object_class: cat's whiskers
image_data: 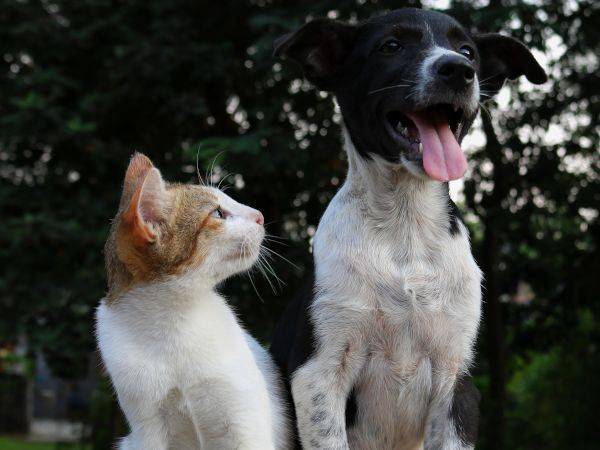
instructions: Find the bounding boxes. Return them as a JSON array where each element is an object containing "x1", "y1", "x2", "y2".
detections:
[
  {"x1": 260, "y1": 246, "x2": 300, "y2": 270},
  {"x1": 217, "y1": 172, "x2": 233, "y2": 190},
  {"x1": 256, "y1": 254, "x2": 279, "y2": 294},
  {"x1": 258, "y1": 248, "x2": 284, "y2": 287},
  {"x1": 204, "y1": 151, "x2": 225, "y2": 188},
  {"x1": 240, "y1": 234, "x2": 265, "y2": 302},
  {"x1": 264, "y1": 233, "x2": 289, "y2": 242},
  {"x1": 195, "y1": 148, "x2": 205, "y2": 186}
]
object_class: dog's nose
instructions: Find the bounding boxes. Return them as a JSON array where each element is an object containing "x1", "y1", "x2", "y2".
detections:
[{"x1": 435, "y1": 55, "x2": 475, "y2": 90}]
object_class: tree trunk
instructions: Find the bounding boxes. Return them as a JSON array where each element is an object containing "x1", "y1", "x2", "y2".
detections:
[
  {"x1": 480, "y1": 112, "x2": 507, "y2": 450},
  {"x1": 481, "y1": 218, "x2": 506, "y2": 450}
]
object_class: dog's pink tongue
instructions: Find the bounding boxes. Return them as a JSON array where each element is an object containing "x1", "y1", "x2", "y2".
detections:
[{"x1": 407, "y1": 112, "x2": 467, "y2": 181}]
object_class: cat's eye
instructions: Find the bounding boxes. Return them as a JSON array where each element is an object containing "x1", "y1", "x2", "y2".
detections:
[
  {"x1": 211, "y1": 207, "x2": 223, "y2": 219},
  {"x1": 458, "y1": 45, "x2": 475, "y2": 60},
  {"x1": 379, "y1": 39, "x2": 403, "y2": 54}
]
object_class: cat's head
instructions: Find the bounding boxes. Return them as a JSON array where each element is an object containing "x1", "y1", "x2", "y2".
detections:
[{"x1": 105, "y1": 153, "x2": 264, "y2": 299}]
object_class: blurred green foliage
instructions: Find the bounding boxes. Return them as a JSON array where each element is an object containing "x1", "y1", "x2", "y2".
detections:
[
  {"x1": 0, "y1": 0, "x2": 598, "y2": 449},
  {"x1": 0, "y1": 437, "x2": 83, "y2": 450}
]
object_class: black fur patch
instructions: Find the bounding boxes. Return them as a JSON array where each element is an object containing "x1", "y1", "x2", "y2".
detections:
[
  {"x1": 450, "y1": 375, "x2": 481, "y2": 446},
  {"x1": 270, "y1": 264, "x2": 317, "y2": 448},
  {"x1": 345, "y1": 388, "x2": 358, "y2": 429},
  {"x1": 444, "y1": 182, "x2": 463, "y2": 236},
  {"x1": 312, "y1": 392, "x2": 326, "y2": 406},
  {"x1": 448, "y1": 198, "x2": 462, "y2": 236},
  {"x1": 311, "y1": 410, "x2": 327, "y2": 423},
  {"x1": 271, "y1": 266, "x2": 317, "y2": 376}
]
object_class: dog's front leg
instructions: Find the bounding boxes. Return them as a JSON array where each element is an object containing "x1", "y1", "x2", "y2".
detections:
[
  {"x1": 425, "y1": 375, "x2": 480, "y2": 450},
  {"x1": 292, "y1": 339, "x2": 365, "y2": 450}
]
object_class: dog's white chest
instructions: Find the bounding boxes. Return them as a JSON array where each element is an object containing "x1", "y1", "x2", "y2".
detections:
[{"x1": 309, "y1": 174, "x2": 482, "y2": 449}]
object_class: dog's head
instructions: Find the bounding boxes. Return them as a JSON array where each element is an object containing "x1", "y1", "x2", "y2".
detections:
[{"x1": 275, "y1": 8, "x2": 547, "y2": 181}]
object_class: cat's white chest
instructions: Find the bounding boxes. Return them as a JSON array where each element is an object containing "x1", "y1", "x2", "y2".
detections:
[
  {"x1": 97, "y1": 294, "x2": 241, "y2": 375},
  {"x1": 96, "y1": 285, "x2": 283, "y2": 449}
]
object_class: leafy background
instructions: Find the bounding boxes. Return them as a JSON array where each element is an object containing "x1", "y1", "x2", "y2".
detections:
[{"x1": 0, "y1": 0, "x2": 598, "y2": 449}]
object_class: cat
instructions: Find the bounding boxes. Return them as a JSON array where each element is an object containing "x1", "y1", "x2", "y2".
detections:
[{"x1": 96, "y1": 152, "x2": 291, "y2": 450}]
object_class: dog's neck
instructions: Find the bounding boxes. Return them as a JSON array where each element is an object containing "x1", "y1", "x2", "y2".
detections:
[{"x1": 342, "y1": 128, "x2": 452, "y2": 236}]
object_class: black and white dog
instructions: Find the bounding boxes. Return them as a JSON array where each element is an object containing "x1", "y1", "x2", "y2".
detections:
[{"x1": 271, "y1": 8, "x2": 546, "y2": 450}]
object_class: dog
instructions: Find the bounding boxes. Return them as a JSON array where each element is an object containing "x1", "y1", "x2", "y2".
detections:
[{"x1": 270, "y1": 8, "x2": 546, "y2": 450}]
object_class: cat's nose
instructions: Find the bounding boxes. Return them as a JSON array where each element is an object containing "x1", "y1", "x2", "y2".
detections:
[{"x1": 251, "y1": 210, "x2": 264, "y2": 226}]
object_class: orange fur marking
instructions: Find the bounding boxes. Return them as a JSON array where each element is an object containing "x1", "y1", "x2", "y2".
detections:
[
  {"x1": 121, "y1": 184, "x2": 157, "y2": 246},
  {"x1": 120, "y1": 153, "x2": 154, "y2": 210},
  {"x1": 105, "y1": 155, "x2": 224, "y2": 302}
]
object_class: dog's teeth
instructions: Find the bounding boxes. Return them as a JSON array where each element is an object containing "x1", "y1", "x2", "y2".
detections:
[
  {"x1": 397, "y1": 124, "x2": 408, "y2": 136},
  {"x1": 418, "y1": 142, "x2": 423, "y2": 153}
]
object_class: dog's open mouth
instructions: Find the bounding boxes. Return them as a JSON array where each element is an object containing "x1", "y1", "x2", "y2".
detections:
[{"x1": 386, "y1": 104, "x2": 468, "y2": 181}]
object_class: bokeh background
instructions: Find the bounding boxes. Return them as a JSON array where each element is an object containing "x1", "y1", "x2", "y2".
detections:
[{"x1": 1, "y1": 0, "x2": 598, "y2": 449}]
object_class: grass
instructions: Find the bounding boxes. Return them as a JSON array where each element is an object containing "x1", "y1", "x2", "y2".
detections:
[{"x1": 0, "y1": 437, "x2": 86, "y2": 450}]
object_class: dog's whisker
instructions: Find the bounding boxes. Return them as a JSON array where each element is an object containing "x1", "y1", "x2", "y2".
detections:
[
  {"x1": 478, "y1": 101, "x2": 493, "y2": 120},
  {"x1": 405, "y1": 89, "x2": 419, "y2": 100},
  {"x1": 368, "y1": 84, "x2": 411, "y2": 96},
  {"x1": 478, "y1": 72, "x2": 503, "y2": 84}
]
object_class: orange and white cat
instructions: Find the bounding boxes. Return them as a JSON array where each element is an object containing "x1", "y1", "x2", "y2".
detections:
[{"x1": 96, "y1": 153, "x2": 291, "y2": 450}]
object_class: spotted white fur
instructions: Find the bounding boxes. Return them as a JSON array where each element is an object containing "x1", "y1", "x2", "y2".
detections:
[{"x1": 291, "y1": 132, "x2": 482, "y2": 450}]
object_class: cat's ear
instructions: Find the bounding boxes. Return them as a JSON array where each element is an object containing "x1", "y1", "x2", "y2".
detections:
[
  {"x1": 120, "y1": 153, "x2": 169, "y2": 245},
  {"x1": 120, "y1": 152, "x2": 154, "y2": 209}
]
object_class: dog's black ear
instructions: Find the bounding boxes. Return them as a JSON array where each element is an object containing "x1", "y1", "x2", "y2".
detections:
[
  {"x1": 273, "y1": 19, "x2": 358, "y2": 91},
  {"x1": 473, "y1": 33, "x2": 547, "y2": 98}
]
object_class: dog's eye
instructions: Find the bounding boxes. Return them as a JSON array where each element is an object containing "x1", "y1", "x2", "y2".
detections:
[
  {"x1": 211, "y1": 207, "x2": 224, "y2": 219},
  {"x1": 379, "y1": 39, "x2": 403, "y2": 54},
  {"x1": 458, "y1": 45, "x2": 475, "y2": 60}
]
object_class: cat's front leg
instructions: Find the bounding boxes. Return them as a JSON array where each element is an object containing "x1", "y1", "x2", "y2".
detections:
[
  {"x1": 106, "y1": 363, "x2": 172, "y2": 449},
  {"x1": 185, "y1": 377, "x2": 275, "y2": 449},
  {"x1": 292, "y1": 339, "x2": 366, "y2": 450},
  {"x1": 119, "y1": 407, "x2": 169, "y2": 450}
]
